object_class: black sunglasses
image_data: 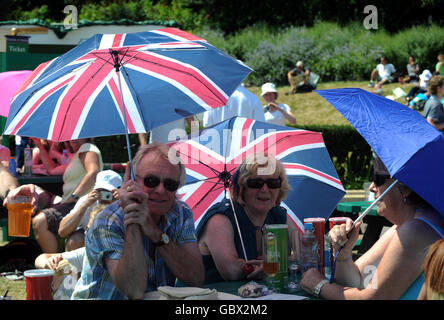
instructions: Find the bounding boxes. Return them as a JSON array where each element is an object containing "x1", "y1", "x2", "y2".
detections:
[
  {"x1": 137, "y1": 175, "x2": 180, "y2": 192},
  {"x1": 372, "y1": 174, "x2": 391, "y2": 187},
  {"x1": 246, "y1": 177, "x2": 282, "y2": 189}
]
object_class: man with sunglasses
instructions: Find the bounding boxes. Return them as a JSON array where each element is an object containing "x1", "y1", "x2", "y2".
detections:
[
  {"x1": 195, "y1": 153, "x2": 300, "y2": 284},
  {"x1": 72, "y1": 143, "x2": 204, "y2": 300}
]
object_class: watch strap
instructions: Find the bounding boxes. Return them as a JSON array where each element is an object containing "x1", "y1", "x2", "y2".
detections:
[
  {"x1": 152, "y1": 232, "x2": 169, "y2": 247},
  {"x1": 313, "y1": 279, "x2": 329, "y2": 297},
  {"x1": 71, "y1": 193, "x2": 80, "y2": 200}
]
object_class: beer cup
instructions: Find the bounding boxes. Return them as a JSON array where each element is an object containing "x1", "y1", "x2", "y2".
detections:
[
  {"x1": 24, "y1": 269, "x2": 54, "y2": 300},
  {"x1": 304, "y1": 218, "x2": 325, "y2": 274},
  {"x1": 7, "y1": 196, "x2": 33, "y2": 237}
]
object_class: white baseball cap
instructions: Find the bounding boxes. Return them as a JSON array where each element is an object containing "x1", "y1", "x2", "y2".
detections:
[
  {"x1": 420, "y1": 69, "x2": 432, "y2": 81},
  {"x1": 93, "y1": 170, "x2": 123, "y2": 191},
  {"x1": 296, "y1": 61, "x2": 304, "y2": 67},
  {"x1": 261, "y1": 82, "x2": 278, "y2": 97}
]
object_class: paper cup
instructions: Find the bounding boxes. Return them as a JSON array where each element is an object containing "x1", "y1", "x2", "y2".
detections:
[
  {"x1": 304, "y1": 218, "x2": 325, "y2": 274},
  {"x1": 328, "y1": 217, "x2": 348, "y2": 230},
  {"x1": 7, "y1": 196, "x2": 33, "y2": 237},
  {"x1": 24, "y1": 269, "x2": 54, "y2": 300},
  {"x1": 328, "y1": 217, "x2": 348, "y2": 267}
]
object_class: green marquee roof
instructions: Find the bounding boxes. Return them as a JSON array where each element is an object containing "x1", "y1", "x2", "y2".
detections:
[{"x1": 0, "y1": 19, "x2": 181, "y2": 39}]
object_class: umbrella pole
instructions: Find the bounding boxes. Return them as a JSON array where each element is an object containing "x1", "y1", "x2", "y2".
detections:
[
  {"x1": 352, "y1": 179, "x2": 398, "y2": 227},
  {"x1": 227, "y1": 189, "x2": 249, "y2": 262},
  {"x1": 116, "y1": 69, "x2": 135, "y2": 180}
]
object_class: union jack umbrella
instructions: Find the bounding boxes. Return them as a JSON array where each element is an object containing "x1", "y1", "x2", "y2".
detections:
[
  {"x1": 3, "y1": 28, "x2": 251, "y2": 175},
  {"x1": 169, "y1": 116, "x2": 346, "y2": 232}
]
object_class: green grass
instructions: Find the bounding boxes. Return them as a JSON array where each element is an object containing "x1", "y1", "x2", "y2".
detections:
[
  {"x1": 246, "y1": 80, "x2": 417, "y2": 126},
  {"x1": 0, "y1": 276, "x2": 26, "y2": 300}
]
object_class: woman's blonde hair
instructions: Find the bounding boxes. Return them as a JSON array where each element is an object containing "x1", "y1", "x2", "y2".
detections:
[
  {"x1": 230, "y1": 153, "x2": 289, "y2": 206},
  {"x1": 423, "y1": 239, "x2": 444, "y2": 294}
]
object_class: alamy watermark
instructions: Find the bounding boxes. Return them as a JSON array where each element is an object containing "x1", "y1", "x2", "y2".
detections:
[
  {"x1": 363, "y1": 5, "x2": 378, "y2": 30},
  {"x1": 63, "y1": 5, "x2": 78, "y2": 30},
  {"x1": 363, "y1": 264, "x2": 378, "y2": 289},
  {"x1": 166, "y1": 121, "x2": 278, "y2": 176}
]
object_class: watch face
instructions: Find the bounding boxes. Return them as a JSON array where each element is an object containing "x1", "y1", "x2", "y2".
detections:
[{"x1": 161, "y1": 233, "x2": 170, "y2": 244}]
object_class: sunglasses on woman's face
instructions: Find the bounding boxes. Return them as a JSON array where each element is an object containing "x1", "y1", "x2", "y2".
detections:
[
  {"x1": 246, "y1": 177, "x2": 282, "y2": 189},
  {"x1": 137, "y1": 175, "x2": 180, "y2": 192},
  {"x1": 372, "y1": 174, "x2": 391, "y2": 187}
]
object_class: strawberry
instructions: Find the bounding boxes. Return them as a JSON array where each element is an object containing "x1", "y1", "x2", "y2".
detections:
[{"x1": 242, "y1": 264, "x2": 254, "y2": 276}]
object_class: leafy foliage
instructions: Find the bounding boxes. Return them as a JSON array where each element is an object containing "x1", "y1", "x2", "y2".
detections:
[{"x1": 205, "y1": 22, "x2": 444, "y2": 86}]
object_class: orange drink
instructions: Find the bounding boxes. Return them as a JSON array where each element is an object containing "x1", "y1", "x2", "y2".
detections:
[
  {"x1": 8, "y1": 196, "x2": 33, "y2": 237},
  {"x1": 263, "y1": 262, "x2": 279, "y2": 276}
]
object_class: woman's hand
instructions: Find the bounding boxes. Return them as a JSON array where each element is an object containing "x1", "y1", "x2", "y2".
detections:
[
  {"x1": 266, "y1": 102, "x2": 281, "y2": 112},
  {"x1": 243, "y1": 260, "x2": 266, "y2": 280},
  {"x1": 3, "y1": 184, "x2": 39, "y2": 209},
  {"x1": 84, "y1": 189, "x2": 99, "y2": 207},
  {"x1": 328, "y1": 218, "x2": 361, "y2": 258},
  {"x1": 46, "y1": 254, "x2": 63, "y2": 271}
]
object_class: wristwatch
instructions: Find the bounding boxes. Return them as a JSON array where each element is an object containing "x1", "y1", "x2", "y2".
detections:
[
  {"x1": 313, "y1": 279, "x2": 329, "y2": 298},
  {"x1": 71, "y1": 193, "x2": 80, "y2": 201},
  {"x1": 152, "y1": 232, "x2": 170, "y2": 247}
]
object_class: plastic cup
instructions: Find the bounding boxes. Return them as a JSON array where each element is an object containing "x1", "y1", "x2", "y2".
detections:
[
  {"x1": 7, "y1": 196, "x2": 33, "y2": 237},
  {"x1": 24, "y1": 269, "x2": 54, "y2": 300},
  {"x1": 328, "y1": 217, "x2": 348, "y2": 267},
  {"x1": 328, "y1": 217, "x2": 348, "y2": 230},
  {"x1": 304, "y1": 218, "x2": 325, "y2": 274}
]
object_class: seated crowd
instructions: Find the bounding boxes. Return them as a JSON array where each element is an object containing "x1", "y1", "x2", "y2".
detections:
[
  {"x1": 1, "y1": 54, "x2": 443, "y2": 301},
  {"x1": 1, "y1": 139, "x2": 443, "y2": 300}
]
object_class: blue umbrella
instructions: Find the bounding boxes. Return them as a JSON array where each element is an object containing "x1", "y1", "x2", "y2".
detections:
[{"x1": 316, "y1": 88, "x2": 444, "y2": 217}]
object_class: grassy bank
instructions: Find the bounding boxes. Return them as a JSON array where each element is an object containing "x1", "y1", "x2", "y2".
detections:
[{"x1": 245, "y1": 80, "x2": 416, "y2": 126}]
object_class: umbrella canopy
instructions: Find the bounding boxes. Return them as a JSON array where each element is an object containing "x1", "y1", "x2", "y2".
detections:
[
  {"x1": 316, "y1": 88, "x2": 444, "y2": 216},
  {"x1": 3, "y1": 27, "x2": 251, "y2": 141},
  {"x1": 169, "y1": 116, "x2": 345, "y2": 231},
  {"x1": 0, "y1": 70, "x2": 32, "y2": 117}
]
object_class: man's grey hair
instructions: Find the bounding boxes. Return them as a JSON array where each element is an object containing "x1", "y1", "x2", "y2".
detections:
[{"x1": 132, "y1": 142, "x2": 186, "y2": 189}]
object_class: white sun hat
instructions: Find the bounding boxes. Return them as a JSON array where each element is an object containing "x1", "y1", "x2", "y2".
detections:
[
  {"x1": 261, "y1": 82, "x2": 278, "y2": 97},
  {"x1": 93, "y1": 170, "x2": 123, "y2": 191}
]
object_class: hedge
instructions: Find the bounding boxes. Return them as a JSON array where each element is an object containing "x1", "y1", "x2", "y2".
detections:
[{"x1": 197, "y1": 22, "x2": 444, "y2": 86}]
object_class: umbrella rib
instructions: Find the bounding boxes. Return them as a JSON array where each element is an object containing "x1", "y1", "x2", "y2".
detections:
[
  {"x1": 183, "y1": 177, "x2": 224, "y2": 187},
  {"x1": 90, "y1": 52, "x2": 115, "y2": 67},
  {"x1": 175, "y1": 149, "x2": 222, "y2": 177},
  {"x1": 49, "y1": 55, "x2": 115, "y2": 140},
  {"x1": 120, "y1": 54, "x2": 226, "y2": 105},
  {"x1": 119, "y1": 65, "x2": 145, "y2": 125},
  {"x1": 191, "y1": 182, "x2": 225, "y2": 211}
]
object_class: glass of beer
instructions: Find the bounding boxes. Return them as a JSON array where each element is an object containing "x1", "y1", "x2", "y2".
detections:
[
  {"x1": 8, "y1": 196, "x2": 33, "y2": 237},
  {"x1": 263, "y1": 230, "x2": 279, "y2": 293}
]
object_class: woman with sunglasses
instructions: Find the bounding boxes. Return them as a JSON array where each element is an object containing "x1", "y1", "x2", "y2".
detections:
[
  {"x1": 195, "y1": 153, "x2": 300, "y2": 284},
  {"x1": 300, "y1": 157, "x2": 444, "y2": 300}
]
